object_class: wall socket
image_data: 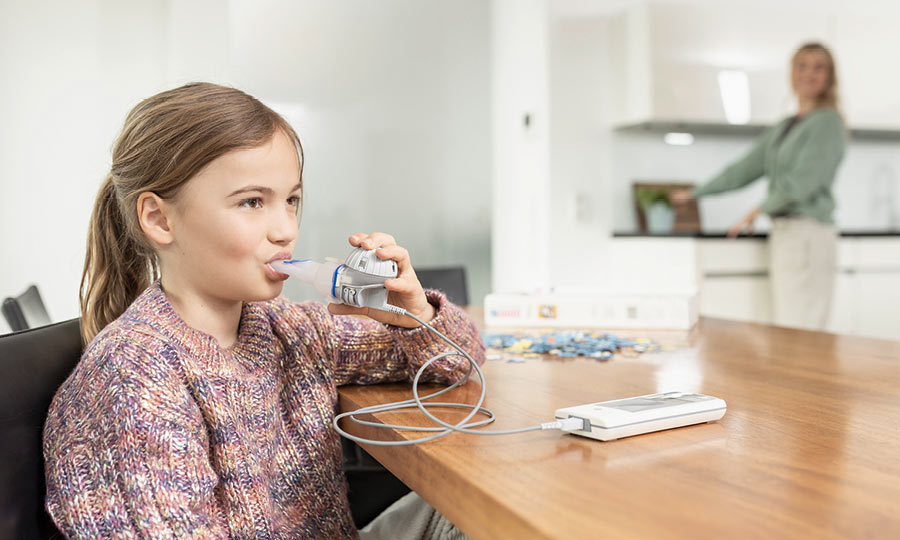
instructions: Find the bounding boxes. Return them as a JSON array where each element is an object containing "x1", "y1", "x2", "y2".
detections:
[{"x1": 575, "y1": 191, "x2": 592, "y2": 224}]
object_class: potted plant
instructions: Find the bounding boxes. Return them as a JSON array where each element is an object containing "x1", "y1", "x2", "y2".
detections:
[{"x1": 635, "y1": 187, "x2": 675, "y2": 233}]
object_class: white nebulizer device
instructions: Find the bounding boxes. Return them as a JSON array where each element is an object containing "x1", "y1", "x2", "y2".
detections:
[{"x1": 270, "y1": 247, "x2": 402, "y2": 314}]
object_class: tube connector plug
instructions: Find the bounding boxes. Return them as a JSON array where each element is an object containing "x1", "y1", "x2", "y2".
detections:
[{"x1": 541, "y1": 416, "x2": 587, "y2": 432}]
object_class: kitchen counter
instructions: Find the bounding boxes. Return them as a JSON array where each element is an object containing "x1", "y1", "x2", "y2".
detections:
[
  {"x1": 613, "y1": 230, "x2": 900, "y2": 238},
  {"x1": 606, "y1": 234, "x2": 900, "y2": 340}
]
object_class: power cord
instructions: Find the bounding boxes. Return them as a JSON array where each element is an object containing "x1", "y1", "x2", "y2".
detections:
[{"x1": 332, "y1": 305, "x2": 584, "y2": 446}]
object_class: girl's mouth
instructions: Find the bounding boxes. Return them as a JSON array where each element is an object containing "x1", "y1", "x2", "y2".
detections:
[{"x1": 264, "y1": 262, "x2": 290, "y2": 281}]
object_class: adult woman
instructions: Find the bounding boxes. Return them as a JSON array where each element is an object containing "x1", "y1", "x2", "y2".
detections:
[{"x1": 673, "y1": 42, "x2": 846, "y2": 330}]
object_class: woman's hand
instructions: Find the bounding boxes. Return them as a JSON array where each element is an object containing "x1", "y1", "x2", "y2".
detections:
[
  {"x1": 326, "y1": 232, "x2": 435, "y2": 328},
  {"x1": 727, "y1": 207, "x2": 760, "y2": 238}
]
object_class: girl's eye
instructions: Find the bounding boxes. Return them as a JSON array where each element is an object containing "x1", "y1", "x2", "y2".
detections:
[
  {"x1": 287, "y1": 195, "x2": 300, "y2": 207},
  {"x1": 240, "y1": 198, "x2": 262, "y2": 209}
]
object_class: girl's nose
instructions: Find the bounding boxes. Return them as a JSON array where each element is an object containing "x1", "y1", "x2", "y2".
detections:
[{"x1": 269, "y1": 209, "x2": 298, "y2": 245}]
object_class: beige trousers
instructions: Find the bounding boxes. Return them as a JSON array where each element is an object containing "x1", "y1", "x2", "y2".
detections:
[
  {"x1": 768, "y1": 216, "x2": 838, "y2": 330},
  {"x1": 359, "y1": 492, "x2": 469, "y2": 540}
]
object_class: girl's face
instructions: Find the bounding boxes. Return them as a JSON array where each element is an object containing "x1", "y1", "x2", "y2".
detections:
[
  {"x1": 791, "y1": 49, "x2": 831, "y2": 102},
  {"x1": 165, "y1": 130, "x2": 301, "y2": 306}
]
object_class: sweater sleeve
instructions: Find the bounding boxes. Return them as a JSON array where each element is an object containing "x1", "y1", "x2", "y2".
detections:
[
  {"x1": 759, "y1": 110, "x2": 846, "y2": 215},
  {"x1": 298, "y1": 290, "x2": 485, "y2": 387},
  {"x1": 693, "y1": 123, "x2": 777, "y2": 198},
  {"x1": 44, "y1": 340, "x2": 228, "y2": 539}
]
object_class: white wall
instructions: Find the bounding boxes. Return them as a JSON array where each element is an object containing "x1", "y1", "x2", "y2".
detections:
[
  {"x1": 491, "y1": 0, "x2": 552, "y2": 293},
  {"x1": 226, "y1": 1, "x2": 492, "y2": 305},
  {"x1": 548, "y1": 16, "x2": 614, "y2": 287},
  {"x1": 0, "y1": 0, "x2": 492, "y2": 323},
  {"x1": 0, "y1": 0, "x2": 169, "y2": 322}
]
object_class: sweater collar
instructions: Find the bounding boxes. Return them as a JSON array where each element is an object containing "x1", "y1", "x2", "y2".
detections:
[{"x1": 128, "y1": 282, "x2": 275, "y2": 371}]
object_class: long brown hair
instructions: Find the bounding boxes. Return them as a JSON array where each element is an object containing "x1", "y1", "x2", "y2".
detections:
[
  {"x1": 80, "y1": 82, "x2": 303, "y2": 344},
  {"x1": 792, "y1": 42, "x2": 840, "y2": 110}
]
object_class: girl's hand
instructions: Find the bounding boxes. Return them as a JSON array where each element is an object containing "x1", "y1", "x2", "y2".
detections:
[
  {"x1": 727, "y1": 207, "x2": 760, "y2": 238},
  {"x1": 326, "y1": 232, "x2": 435, "y2": 328}
]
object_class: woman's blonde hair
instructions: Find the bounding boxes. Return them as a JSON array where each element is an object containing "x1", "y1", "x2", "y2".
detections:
[
  {"x1": 792, "y1": 42, "x2": 840, "y2": 110},
  {"x1": 80, "y1": 82, "x2": 303, "y2": 344}
]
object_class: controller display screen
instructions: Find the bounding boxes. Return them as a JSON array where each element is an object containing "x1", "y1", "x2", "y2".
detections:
[{"x1": 603, "y1": 394, "x2": 706, "y2": 413}]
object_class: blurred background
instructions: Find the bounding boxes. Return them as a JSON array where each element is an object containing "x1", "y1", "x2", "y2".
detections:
[
  {"x1": 0, "y1": 0, "x2": 493, "y2": 316},
  {"x1": 3, "y1": 0, "x2": 899, "y2": 338}
]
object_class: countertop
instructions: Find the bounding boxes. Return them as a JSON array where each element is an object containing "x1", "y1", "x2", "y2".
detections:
[{"x1": 613, "y1": 230, "x2": 900, "y2": 238}]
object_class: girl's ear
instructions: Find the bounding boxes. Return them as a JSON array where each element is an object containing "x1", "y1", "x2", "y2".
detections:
[{"x1": 137, "y1": 192, "x2": 174, "y2": 246}]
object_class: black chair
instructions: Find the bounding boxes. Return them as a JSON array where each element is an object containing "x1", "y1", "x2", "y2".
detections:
[
  {"x1": 3, "y1": 285, "x2": 52, "y2": 332},
  {"x1": 343, "y1": 446, "x2": 410, "y2": 528},
  {"x1": 0, "y1": 318, "x2": 81, "y2": 540},
  {"x1": 0, "y1": 315, "x2": 396, "y2": 534},
  {"x1": 416, "y1": 266, "x2": 469, "y2": 306}
]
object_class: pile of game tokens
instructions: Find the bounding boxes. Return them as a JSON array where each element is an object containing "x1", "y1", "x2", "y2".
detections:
[{"x1": 483, "y1": 330, "x2": 660, "y2": 361}]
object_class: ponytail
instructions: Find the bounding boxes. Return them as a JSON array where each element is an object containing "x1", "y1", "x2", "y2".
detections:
[{"x1": 79, "y1": 174, "x2": 157, "y2": 345}]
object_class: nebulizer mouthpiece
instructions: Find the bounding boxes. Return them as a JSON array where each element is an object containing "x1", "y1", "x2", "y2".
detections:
[{"x1": 270, "y1": 247, "x2": 400, "y2": 313}]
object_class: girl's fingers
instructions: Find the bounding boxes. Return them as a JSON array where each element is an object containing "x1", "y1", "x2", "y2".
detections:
[
  {"x1": 384, "y1": 276, "x2": 420, "y2": 293},
  {"x1": 336, "y1": 232, "x2": 431, "y2": 325},
  {"x1": 349, "y1": 234, "x2": 364, "y2": 247},
  {"x1": 350, "y1": 232, "x2": 396, "y2": 250},
  {"x1": 375, "y1": 245, "x2": 410, "y2": 269}
]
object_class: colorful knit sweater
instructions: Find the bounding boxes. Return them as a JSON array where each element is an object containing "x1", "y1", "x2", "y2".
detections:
[{"x1": 43, "y1": 282, "x2": 485, "y2": 539}]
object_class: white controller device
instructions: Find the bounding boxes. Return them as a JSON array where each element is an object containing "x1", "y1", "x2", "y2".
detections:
[{"x1": 555, "y1": 392, "x2": 726, "y2": 441}]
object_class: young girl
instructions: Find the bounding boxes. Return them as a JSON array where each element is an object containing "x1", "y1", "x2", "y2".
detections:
[{"x1": 43, "y1": 82, "x2": 485, "y2": 539}]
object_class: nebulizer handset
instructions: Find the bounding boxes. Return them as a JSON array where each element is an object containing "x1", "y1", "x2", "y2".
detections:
[
  {"x1": 271, "y1": 248, "x2": 403, "y2": 314},
  {"x1": 270, "y1": 247, "x2": 584, "y2": 447}
]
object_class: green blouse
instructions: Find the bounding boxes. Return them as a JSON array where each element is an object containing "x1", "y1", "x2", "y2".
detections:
[{"x1": 693, "y1": 107, "x2": 846, "y2": 224}]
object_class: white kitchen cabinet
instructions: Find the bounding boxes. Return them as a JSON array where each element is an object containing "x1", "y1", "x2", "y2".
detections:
[
  {"x1": 611, "y1": 235, "x2": 900, "y2": 340},
  {"x1": 699, "y1": 275, "x2": 772, "y2": 324},
  {"x1": 828, "y1": 272, "x2": 858, "y2": 336},
  {"x1": 856, "y1": 273, "x2": 900, "y2": 340},
  {"x1": 698, "y1": 237, "x2": 900, "y2": 341},
  {"x1": 698, "y1": 238, "x2": 772, "y2": 324},
  {"x1": 609, "y1": 1, "x2": 900, "y2": 131},
  {"x1": 698, "y1": 238, "x2": 767, "y2": 274},
  {"x1": 833, "y1": 3, "x2": 900, "y2": 130},
  {"x1": 846, "y1": 238, "x2": 900, "y2": 340},
  {"x1": 609, "y1": 2, "x2": 830, "y2": 127}
]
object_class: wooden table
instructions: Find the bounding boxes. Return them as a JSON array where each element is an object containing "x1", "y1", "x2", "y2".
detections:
[{"x1": 338, "y1": 313, "x2": 900, "y2": 539}]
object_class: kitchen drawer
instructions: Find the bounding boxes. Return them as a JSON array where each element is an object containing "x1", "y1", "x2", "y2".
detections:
[
  {"x1": 698, "y1": 239, "x2": 768, "y2": 274},
  {"x1": 699, "y1": 275, "x2": 772, "y2": 324},
  {"x1": 853, "y1": 238, "x2": 900, "y2": 269}
]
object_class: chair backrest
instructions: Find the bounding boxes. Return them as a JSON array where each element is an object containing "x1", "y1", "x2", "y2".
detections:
[
  {"x1": 2, "y1": 285, "x2": 52, "y2": 332},
  {"x1": 0, "y1": 318, "x2": 81, "y2": 540},
  {"x1": 416, "y1": 267, "x2": 469, "y2": 306}
]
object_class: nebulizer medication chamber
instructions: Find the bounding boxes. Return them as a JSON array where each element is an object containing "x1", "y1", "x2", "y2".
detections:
[{"x1": 270, "y1": 247, "x2": 399, "y2": 312}]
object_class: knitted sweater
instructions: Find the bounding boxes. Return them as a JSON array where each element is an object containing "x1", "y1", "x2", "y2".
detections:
[{"x1": 43, "y1": 282, "x2": 485, "y2": 539}]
